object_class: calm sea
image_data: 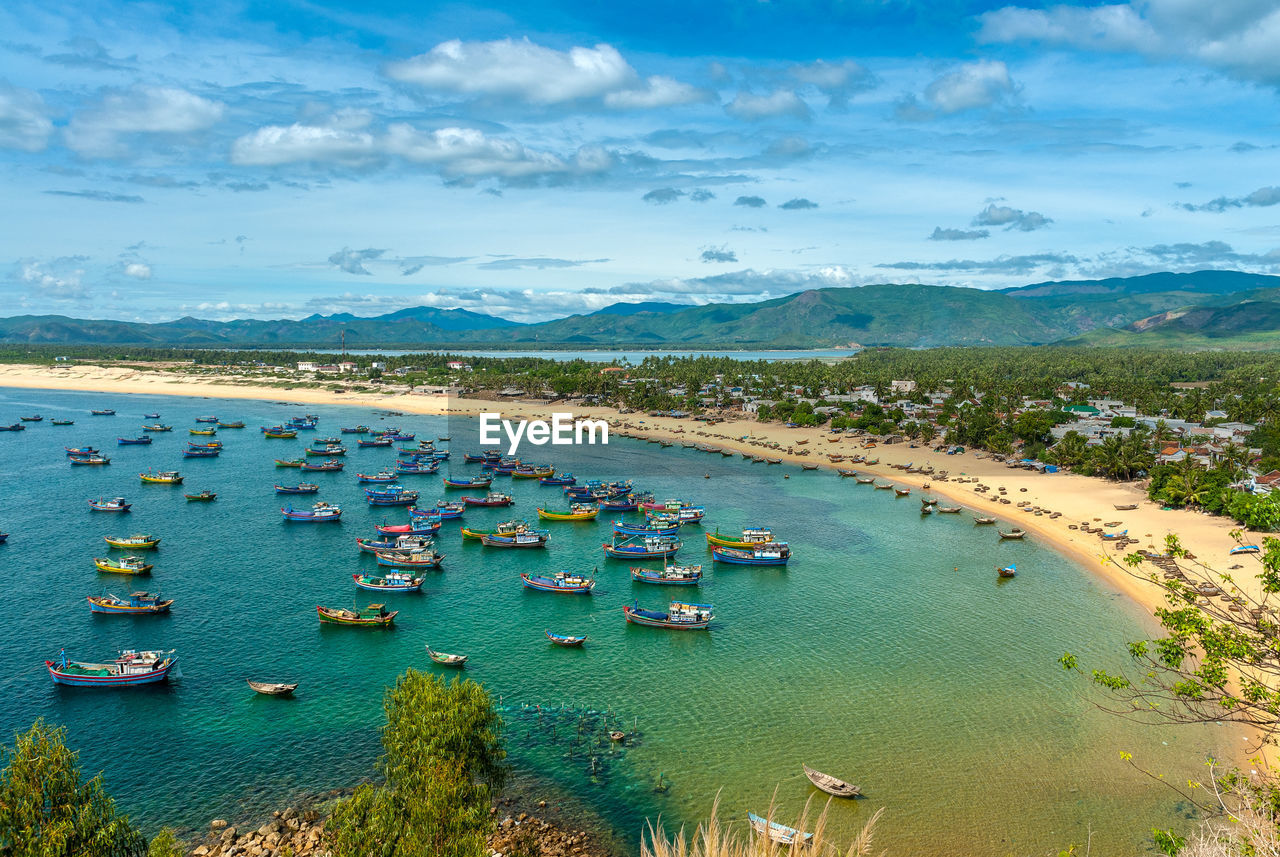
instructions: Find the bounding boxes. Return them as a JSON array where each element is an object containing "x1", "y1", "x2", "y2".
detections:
[{"x1": 0, "y1": 387, "x2": 1224, "y2": 854}]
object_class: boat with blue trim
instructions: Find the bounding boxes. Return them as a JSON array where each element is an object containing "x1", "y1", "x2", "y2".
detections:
[
  {"x1": 443, "y1": 475, "x2": 492, "y2": 489},
  {"x1": 365, "y1": 486, "x2": 420, "y2": 506},
  {"x1": 353, "y1": 571, "x2": 426, "y2": 591},
  {"x1": 88, "y1": 497, "x2": 130, "y2": 512},
  {"x1": 623, "y1": 600, "x2": 713, "y2": 630},
  {"x1": 281, "y1": 502, "x2": 342, "y2": 522},
  {"x1": 630, "y1": 562, "x2": 702, "y2": 585},
  {"x1": 46, "y1": 649, "x2": 177, "y2": 686},
  {"x1": 275, "y1": 483, "x2": 319, "y2": 494},
  {"x1": 613, "y1": 519, "x2": 680, "y2": 537},
  {"x1": 87, "y1": 591, "x2": 172, "y2": 614},
  {"x1": 603, "y1": 535, "x2": 680, "y2": 559},
  {"x1": 521, "y1": 570, "x2": 595, "y2": 593},
  {"x1": 546, "y1": 630, "x2": 586, "y2": 646},
  {"x1": 118, "y1": 436, "x2": 153, "y2": 445},
  {"x1": 711, "y1": 544, "x2": 790, "y2": 565}
]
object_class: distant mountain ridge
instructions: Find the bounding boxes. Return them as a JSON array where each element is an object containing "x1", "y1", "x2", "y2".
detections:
[{"x1": 6, "y1": 270, "x2": 1280, "y2": 349}]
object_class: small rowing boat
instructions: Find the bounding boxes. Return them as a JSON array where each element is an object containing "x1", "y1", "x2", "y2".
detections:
[
  {"x1": 998, "y1": 529, "x2": 1025, "y2": 540},
  {"x1": 747, "y1": 813, "x2": 812, "y2": 845},
  {"x1": 94, "y1": 556, "x2": 153, "y2": 575},
  {"x1": 426, "y1": 646, "x2": 467, "y2": 666},
  {"x1": 1230, "y1": 544, "x2": 1261, "y2": 555},
  {"x1": 973, "y1": 516, "x2": 996, "y2": 525},
  {"x1": 521, "y1": 570, "x2": 595, "y2": 593},
  {"x1": 998, "y1": 564, "x2": 1017, "y2": 578},
  {"x1": 247, "y1": 680, "x2": 297, "y2": 695},
  {"x1": 623, "y1": 600, "x2": 713, "y2": 630},
  {"x1": 87, "y1": 591, "x2": 172, "y2": 614},
  {"x1": 316, "y1": 604, "x2": 396, "y2": 626},
  {"x1": 802, "y1": 764, "x2": 861, "y2": 797},
  {"x1": 546, "y1": 630, "x2": 586, "y2": 647},
  {"x1": 46, "y1": 649, "x2": 176, "y2": 687}
]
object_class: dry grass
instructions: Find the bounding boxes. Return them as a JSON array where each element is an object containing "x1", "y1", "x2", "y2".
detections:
[{"x1": 641, "y1": 792, "x2": 884, "y2": 857}]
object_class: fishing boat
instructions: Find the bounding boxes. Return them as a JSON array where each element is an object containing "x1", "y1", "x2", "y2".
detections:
[
  {"x1": 189, "y1": 428, "x2": 217, "y2": 436},
  {"x1": 712, "y1": 544, "x2": 791, "y2": 566},
  {"x1": 630, "y1": 562, "x2": 702, "y2": 585},
  {"x1": 70, "y1": 455, "x2": 111, "y2": 465},
  {"x1": 603, "y1": 535, "x2": 681, "y2": 560},
  {"x1": 365, "y1": 486, "x2": 420, "y2": 506},
  {"x1": 462, "y1": 493, "x2": 513, "y2": 507},
  {"x1": 94, "y1": 556, "x2": 152, "y2": 574},
  {"x1": 143, "y1": 413, "x2": 161, "y2": 419},
  {"x1": 247, "y1": 680, "x2": 297, "y2": 696},
  {"x1": 353, "y1": 571, "x2": 426, "y2": 591},
  {"x1": 1231, "y1": 545, "x2": 1262, "y2": 555},
  {"x1": 20, "y1": 415, "x2": 42, "y2": 422},
  {"x1": 384, "y1": 432, "x2": 415, "y2": 442},
  {"x1": 46, "y1": 649, "x2": 177, "y2": 687},
  {"x1": 217, "y1": 420, "x2": 246, "y2": 429},
  {"x1": 521, "y1": 570, "x2": 596, "y2": 593},
  {"x1": 747, "y1": 813, "x2": 812, "y2": 845},
  {"x1": 395, "y1": 461, "x2": 438, "y2": 475},
  {"x1": 356, "y1": 534, "x2": 434, "y2": 554},
  {"x1": 546, "y1": 630, "x2": 586, "y2": 646},
  {"x1": 0, "y1": 423, "x2": 24, "y2": 431},
  {"x1": 376, "y1": 520, "x2": 441, "y2": 537},
  {"x1": 300, "y1": 459, "x2": 344, "y2": 472},
  {"x1": 615, "y1": 519, "x2": 680, "y2": 537},
  {"x1": 139, "y1": 470, "x2": 183, "y2": 484},
  {"x1": 463, "y1": 452, "x2": 488, "y2": 463},
  {"x1": 623, "y1": 600, "x2": 713, "y2": 630},
  {"x1": 481, "y1": 531, "x2": 548, "y2": 548},
  {"x1": 195, "y1": 416, "x2": 218, "y2": 423},
  {"x1": 460, "y1": 520, "x2": 532, "y2": 540},
  {"x1": 276, "y1": 483, "x2": 319, "y2": 494},
  {"x1": 540, "y1": 473, "x2": 575, "y2": 486},
  {"x1": 973, "y1": 516, "x2": 996, "y2": 525},
  {"x1": 184, "y1": 490, "x2": 217, "y2": 501},
  {"x1": 0, "y1": 533, "x2": 7, "y2": 544},
  {"x1": 998, "y1": 529, "x2": 1026, "y2": 540},
  {"x1": 104, "y1": 533, "x2": 159, "y2": 549},
  {"x1": 705, "y1": 527, "x2": 773, "y2": 549},
  {"x1": 281, "y1": 502, "x2": 342, "y2": 521},
  {"x1": 357, "y1": 437, "x2": 394, "y2": 448},
  {"x1": 856, "y1": 476, "x2": 875, "y2": 484},
  {"x1": 117, "y1": 436, "x2": 153, "y2": 445},
  {"x1": 87, "y1": 591, "x2": 172, "y2": 614},
  {"x1": 537, "y1": 504, "x2": 599, "y2": 521},
  {"x1": 274, "y1": 458, "x2": 305, "y2": 467},
  {"x1": 426, "y1": 646, "x2": 467, "y2": 666},
  {"x1": 437, "y1": 436, "x2": 451, "y2": 442},
  {"x1": 998, "y1": 564, "x2": 1018, "y2": 578},
  {"x1": 90, "y1": 409, "x2": 116, "y2": 416},
  {"x1": 355, "y1": 470, "x2": 398, "y2": 483},
  {"x1": 802, "y1": 764, "x2": 862, "y2": 797},
  {"x1": 316, "y1": 604, "x2": 396, "y2": 626},
  {"x1": 263, "y1": 429, "x2": 298, "y2": 439},
  {"x1": 341, "y1": 425, "x2": 371, "y2": 434},
  {"x1": 51, "y1": 419, "x2": 75, "y2": 426},
  {"x1": 893, "y1": 487, "x2": 911, "y2": 496},
  {"x1": 837, "y1": 469, "x2": 857, "y2": 477},
  {"x1": 88, "y1": 497, "x2": 130, "y2": 512},
  {"x1": 443, "y1": 475, "x2": 493, "y2": 489},
  {"x1": 423, "y1": 501, "x2": 464, "y2": 520},
  {"x1": 182, "y1": 447, "x2": 219, "y2": 458},
  {"x1": 513, "y1": 465, "x2": 554, "y2": 479},
  {"x1": 936, "y1": 506, "x2": 962, "y2": 514},
  {"x1": 141, "y1": 424, "x2": 171, "y2": 432},
  {"x1": 306, "y1": 445, "x2": 346, "y2": 457},
  {"x1": 375, "y1": 549, "x2": 445, "y2": 569},
  {"x1": 1100, "y1": 529, "x2": 1128, "y2": 540}
]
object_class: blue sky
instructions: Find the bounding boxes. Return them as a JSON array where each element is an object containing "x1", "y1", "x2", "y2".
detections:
[{"x1": 2, "y1": 0, "x2": 1279, "y2": 323}]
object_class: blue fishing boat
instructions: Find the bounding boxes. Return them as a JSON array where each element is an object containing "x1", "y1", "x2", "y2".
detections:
[
  {"x1": 355, "y1": 534, "x2": 434, "y2": 553},
  {"x1": 65, "y1": 446, "x2": 99, "y2": 457},
  {"x1": 0, "y1": 423, "x2": 25, "y2": 431},
  {"x1": 376, "y1": 520, "x2": 441, "y2": 537},
  {"x1": 521, "y1": 570, "x2": 595, "y2": 594},
  {"x1": 395, "y1": 461, "x2": 438, "y2": 475},
  {"x1": 443, "y1": 475, "x2": 491, "y2": 489},
  {"x1": 603, "y1": 535, "x2": 681, "y2": 560},
  {"x1": 546, "y1": 630, "x2": 586, "y2": 646},
  {"x1": 375, "y1": 549, "x2": 444, "y2": 569},
  {"x1": 86, "y1": 591, "x2": 173, "y2": 614},
  {"x1": 142, "y1": 424, "x2": 171, "y2": 432},
  {"x1": 183, "y1": 446, "x2": 220, "y2": 458},
  {"x1": 357, "y1": 437, "x2": 394, "y2": 448},
  {"x1": 1100, "y1": 529, "x2": 1128, "y2": 541},
  {"x1": 88, "y1": 497, "x2": 131, "y2": 512},
  {"x1": 463, "y1": 453, "x2": 487, "y2": 463},
  {"x1": 426, "y1": 501, "x2": 464, "y2": 520},
  {"x1": 281, "y1": 502, "x2": 342, "y2": 522},
  {"x1": 613, "y1": 519, "x2": 680, "y2": 537},
  {"x1": 300, "y1": 459, "x2": 344, "y2": 472},
  {"x1": 341, "y1": 425, "x2": 371, "y2": 434},
  {"x1": 117, "y1": 436, "x2": 153, "y2": 445},
  {"x1": 355, "y1": 470, "x2": 398, "y2": 483},
  {"x1": 711, "y1": 544, "x2": 790, "y2": 565},
  {"x1": 143, "y1": 413, "x2": 160, "y2": 419},
  {"x1": 481, "y1": 530, "x2": 548, "y2": 548},
  {"x1": 365, "y1": 486, "x2": 420, "y2": 506},
  {"x1": 998, "y1": 564, "x2": 1017, "y2": 578},
  {"x1": 275, "y1": 483, "x2": 319, "y2": 494},
  {"x1": 0, "y1": 533, "x2": 7, "y2": 544},
  {"x1": 353, "y1": 571, "x2": 425, "y2": 591},
  {"x1": 90, "y1": 409, "x2": 116, "y2": 416},
  {"x1": 195, "y1": 416, "x2": 218, "y2": 423},
  {"x1": 630, "y1": 562, "x2": 702, "y2": 585},
  {"x1": 492, "y1": 459, "x2": 521, "y2": 474},
  {"x1": 599, "y1": 493, "x2": 648, "y2": 511},
  {"x1": 623, "y1": 600, "x2": 713, "y2": 630},
  {"x1": 385, "y1": 432, "x2": 415, "y2": 441},
  {"x1": 46, "y1": 649, "x2": 177, "y2": 686}
]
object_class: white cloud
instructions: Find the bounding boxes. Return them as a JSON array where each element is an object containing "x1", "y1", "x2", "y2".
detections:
[
  {"x1": 604, "y1": 76, "x2": 711, "y2": 109},
  {"x1": 123, "y1": 262, "x2": 151, "y2": 279},
  {"x1": 923, "y1": 60, "x2": 1017, "y2": 113},
  {"x1": 16, "y1": 257, "x2": 88, "y2": 300},
  {"x1": 66, "y1": 87, "x2": 225, "y2": 157},
  {"x1": 978, "y1": 1, "x2": 1280, "y2": 86},
  {"x1": 230, "y1": 123, "x2": 377, "y2": 167},
  {"x1": 0, "y1": 82, "x2": 53, "y2": 152},
  {"x1": 724, "y1": 89, "x2": 811, "y2": 120},
  {"x1": 385, "y1": 124, "x2": 570, "y2": 179}
]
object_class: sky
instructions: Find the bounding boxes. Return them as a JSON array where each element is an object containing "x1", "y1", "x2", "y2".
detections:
[{"x1": 2, "y1": 0, "x2": 1279, "y2": 324}]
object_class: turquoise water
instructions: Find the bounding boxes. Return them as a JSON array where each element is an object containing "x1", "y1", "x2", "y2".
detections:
[{"x1": 0, "y1": 387, "x2": 1225, "y2": 855}]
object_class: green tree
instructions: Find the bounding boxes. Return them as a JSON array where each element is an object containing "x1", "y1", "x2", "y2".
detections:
[
  {"x1": 0, "y1": 719, "x2": 148, "y2": 856},
  {"x1": 328, "y1": 670, "x2": 507, "y2": 857}
]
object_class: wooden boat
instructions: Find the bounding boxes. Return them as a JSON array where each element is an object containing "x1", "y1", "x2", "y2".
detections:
[
  {"x1": 705, "y1": 527, "x2": 773, "y2": 549},
  {"x1": 276, "y1": 483, "x2": 319, "y2": 494},
  {"x1": 117, "y1": 436, "x2": 153, "y2": 445},
  {"x1": 765, "y1": 458, "x2": 782, "y2": 465},
  {"x1": 546, "y1": 630, "x2": 586, "y2": 647},
  {"x1": 1231, "y1": 544, "x2": 1261, "y2": 555},
  {"x1": 521, "y1": 571, "x2": 595, "y2": 593},
  {"x1": 94, "y1": 556, "x2": 153, "y2": 575},
  {"x1": 300, "y1": 459, "x2": 344, "y2": 472},
  {"x1": 998, "y1": 529, "x2": 1026, "y2": 540},
  {"x1": 88, "y1": 497, "x2": 130, "y2": 512},
  {"x1": 355, "y1": 470, "x2": 398, "y2": 483},
  {"x1": 263, "y1": 429, "x2": 298, "y2": 439},
  {"x1": 51, "y1": 419, "x2": 75, "y2": 425},
  {"x1": 364, "y1": 486, "x2": 420, "y2": 506},
  {"x1": 305, "y1": 446, "x2": 346, "y2": 457},
  {"x1": 316, "y1": 604, "x2": 396, "y2": 626},
  {"x1": 141, "y1": 424, "x2": 172, "y2": 432},
  {"x1": 462, "y1": 492, "x2": 513, "y2": 507},
  {"x1": 341, "y1": 426, "x2": 371, "y2": 434},
  {"x1": 437, "y1": 436, "x2": 450, "y2": 442},
  {"x1": 460, "y1": 520, "x2": 532, "y2": 540},
  {"x1": 0, "y1": 423, "x2": 24, "y2": 431},
  {"x1": 623, "y1": 600, "x2": 712, "y2": 630},
  {"x1": 630, "y1": 562, "x2": 702, "y2": 585},
  {"x1": 443, "y1": 475, "x2": 493, "y2": 489},
  {"x1": 537, "y1": 504, "x2": 599, "y2": 521},
  {"x1": 20, "y1": 415, "x2": 42, "y2": 422},
  {"x1": 513, "y1": 465, "x2": 555, "y2": 479},
  {"x1": 426, "y1": 646, "x2": 467, "y2": 666},
  {"x1": 1100, "y1": 529, "x2": 1128, "y2": 540},
  {"x1": 143, "y1": 413, "x2": 160, "y2": 419},
  {"x1": 801, "y1": 463, "x2": 819, "y2": 471},
  {"x1": 353, "y1": 571, "x2": 425, "y2": 591},
  {"x1": 540, "y1": 474, "x2": 576, "y2": 486},
  {"x1": 920, "y1": 506, "x2": 933, "y2": 516},
  {"x1": 873, "y1": 482, "x2": 893, "y2": 489},
  {"x1": 712, "y1": 544, "x2": 790, "y2": 566},
  {"x1": 281, "y1": 502, "x2": 342, "y2": 521},
  {"x1": 184, "y1": 490, "x2": 217, "y2": 501},
  {"x1": 375, "y1": 549, "x2": 444, "y2": 569},
  {"x1": 46, "y1": 649, "x2": 177, "y2": 687},
  {"x1": 182, "y1": 447, "x2": 219, "y2": 458},
  {"x1": 855, "y1": 476, "x2": 875, "y2": 484},
  {"x1": 87, "y1": 591, "x2": 172, "y2": 614},
  {"x1": 189, "y1": 428, "x2": 217, "y2": 436},
  {"x1": 356, "y1": 534, "x2": 434, "y2": 554},
  {"x1": 1114, "y1": 503, "x2": 1138, "y2": 511},
  {"x1": 217, "y1": 421, "x2": 246, "y2": 429},
  {"x1": 893, "y1": 487, "x2": 911, "y2": 496},
  {"x1": 837, "y1": 469, "x2": 857, "y2": 477},
  {"x1": 802, "y1": 764, "x2": 862, "y2": 797},
  {"x1": 481, "y1": 531, "x2": 548, "y2": 548},
  {"x1": 395, "y1": 461, "x2": 438, "y2": 475},
  {"x1": 357, "y1": 437, "x2": 394, "y2": 448},
  {"x1": 936, "y1": 506, "x2": 962, "y2": 514},
  {"x1": 90, "y1": 409, "x2": 116, "y2": 416},
  {"x1": 604, "y1": 536, "x2": 681, "y2": 559},
  {"x1": 247, "y1": 680, "x2": 297, "y2": 695},
  {"x1": 616, "y1": 519, "x2": 680, "y2": 537},
  {"x1": 973, "y1": 516, "x2": 996, "y2": 525},
  {"x1": 104, "y1": 533, "x2": 159, "y2": 549},
  {"x1": 139, "y1": 470, "x2": 183, "y2": 484},
  {"x1": 376, "y1": 520, "x2": 440, "y2": 537},
  {"x1": 71, "y1": 455, "x2": 111, "y2": 465},
  {"x1": 274, "y1": 458, "x2": 305, "y2": 467},
  {"x1": 195, "y1": 416, "x2": 218, "y2": 423},
  {"x1": 998, "y1": 564, "x2": 1017, "y2": 578},
  {"x1": 747, "y1": 813, "x2": 812, "y2": 845}
]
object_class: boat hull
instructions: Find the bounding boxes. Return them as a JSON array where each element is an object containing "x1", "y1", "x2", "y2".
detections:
[{"x1": 46, "y1": 660, "x2": 175, "y2": 687}]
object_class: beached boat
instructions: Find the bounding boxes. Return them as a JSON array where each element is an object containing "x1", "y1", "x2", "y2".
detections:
[
  {"x1": 426, "y1": 646, "x2": 467, "y2": 666},
  {"x1": 51, "y1": 419, "x2": 74, "y2": 425},
  {"x1": 998, "y1": 529, "x2": 1026, "y2": 540},
  {"x1": 353, "y1": 571, "x2": 425, "y2": 591},
  {"x1": 443, "y1": 475, "x2": 493, "y2": 489},
  {"x1": 184, "y1": 490, "x2": 217, "y2": 501},
  {"x1": 276, "y1": 483, "x2": 319, "y2": 494},
  {"x1": 300, "y1": 459, "x2": 344, "y2": 472},
  {"x1": 71, "y1": 455, "x2": 111, "y2": 465},
  {"x1": 802, "y1": 764, "x2": 862, "y2": 797},
  {"x1": 88, "y1": 497, "x2": 130, "y2": 512},
  {"x1": 893, "y1": 487, "x2": 911, "y2": 496},
  {"x1": 142, "y1": 424, "x2": 171, "y2": 432},
  {"x1": 247, "y1": 680, "x2": 297, "y2": 695},
  {"x1": 603, "y1": 536, "x2": 681, "y2": 560},
  {"x1": 705, "y1": 527, "x2": 773, "y2": 549},
  {"x1": 117, "y1": 436, "x2": 153, "y2": 445},
  {"x1": 998, "y1": 564, "x2": 1018, "y2": 578},
  {"x1": 1230, "y1": 544, "x2": 1261, "y2": 555},
  {"x1": 521, "y1": 570, "x2": 595, "y2": 593},
  {"x1": 1114, "y1": 503, "x2": 1138, "y2": 511},
  {"x1": 481, "y1": 531, "x2": 548, "y2": 548},
  {"x1": 90, "y1": 409, "x2": 116, "y2": 416},
  {"x1": 462, "y1": 493, "x2": 513, "y2": 507},
  {"x1": 357, "y1": 437, "x2": 394, "y2": 448},
  {"x1": 546, "y1": 630, "x2": 586, "y2": 647},
  {"x1": 87, "y1": 591, "x2": 172, "y2": 614},
  {"x1": 747, "y1": 813, "x2": 812, "y2": 845},
  {"x1": 623, "y1": 600, "x2": 713, "y2": 630},
  {"x1": 217, "y1": 421, "x2": 246, "y2": 429},
  {"x1": 281, "y1": 502, "x2": 342, "y2": 521},
  {"x1": 537, "y1": 504, "x2": 599, "y2": 521},
  {"x1": 93, "y1": 556, "x2": 153, "y2": 575},
  {"x1": 316, "y1": 604, "x2": 396, "y2": 626},
  {"x1": 104, "y1": 533, "x2": 159, "y2": 549},
  {"x1": 1100, "y1": 529, "x2": 1128, "y2": 541},
  {"x1": 936, "y1": 506, "x2": 962, "y2": 514},
  {"x1": 712, "y1": 544, "x2": 790, "y2": 566},
  {"x1": 365, "y1": 486, "x2": 420, "y2": 506},
  {"x1": 355, "y1": 470, "x2": 398, "y2": 483},
  {"x1": 375, "y1": 549, "x2": 444, "y2": 569},
  {"x1": 46, "y1": 649, "x2": 177, "y2": 687},
  {"x1": 630, "y1": 562, "x2": 702, "y2": 585},
  {"x1": 139, "y1": 470, "x2": 183, "y2": 484}
]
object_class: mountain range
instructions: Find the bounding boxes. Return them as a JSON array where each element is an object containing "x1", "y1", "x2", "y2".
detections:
[{"x1": 6, "y1": 270, "x2": 1280, "y2": 349}]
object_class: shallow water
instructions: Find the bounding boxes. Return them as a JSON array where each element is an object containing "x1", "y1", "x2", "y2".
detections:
[{"x1": 0, "y1": 387, "x2": 1225, "y2": 854}]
